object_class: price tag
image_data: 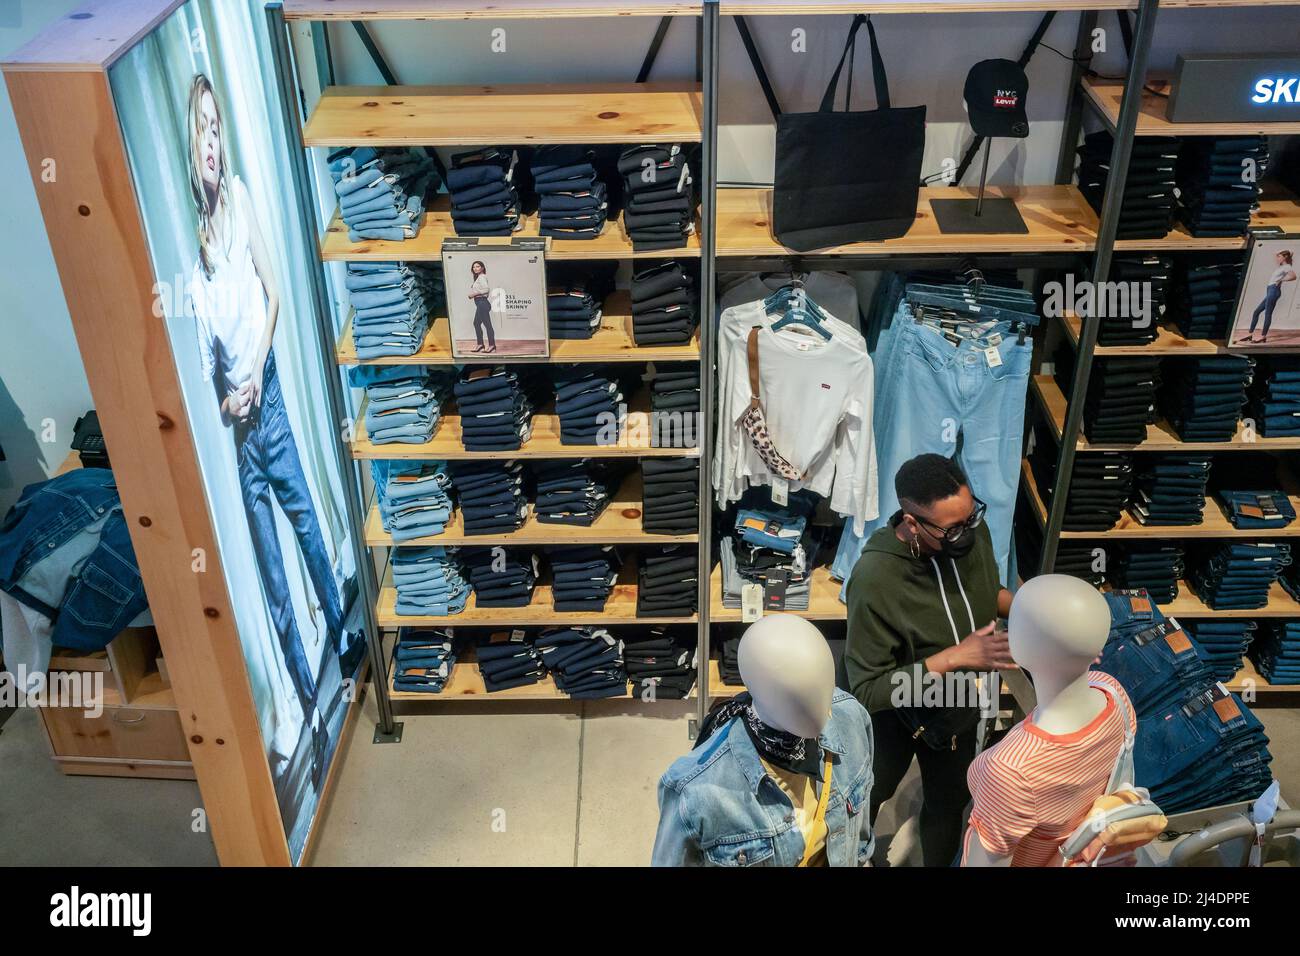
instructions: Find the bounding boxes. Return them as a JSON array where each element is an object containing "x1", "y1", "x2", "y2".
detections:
[
  {"x1": 984, "y1": 347, "x2": 1003, "y2": 368},
  {"x1": 510, "y1": 629, "x2": 526, "y2": 643},
  {"x1": 764, "y1": 569, "x2": 789, "y2": 611},
  {"x1": 741, "y1": 583, "x2": 763, "y2": 623},
  {"x1": 771, "y1": 477, "x2": 789, "y2": 507}
]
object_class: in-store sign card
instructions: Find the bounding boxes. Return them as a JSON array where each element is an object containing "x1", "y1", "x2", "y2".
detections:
[
  {"x1": 764, "y1": 569, "x2": 789, "y2": 611},
  {"x1": 741, "y1": 583, "x2": 763, "y2": 622}
]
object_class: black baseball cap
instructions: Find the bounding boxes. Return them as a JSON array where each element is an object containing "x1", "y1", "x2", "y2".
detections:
[{"x1": 964, "y1": 59, "x2": 1029, "y2": 138}]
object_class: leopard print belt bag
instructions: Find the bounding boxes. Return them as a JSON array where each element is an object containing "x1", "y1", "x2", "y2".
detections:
[{"x1": 739, "y1": 326, "x2": 805, "y2": 482}]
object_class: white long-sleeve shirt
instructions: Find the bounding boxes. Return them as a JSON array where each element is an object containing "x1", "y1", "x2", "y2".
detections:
[{"x1": 713, "y1": 299, "x2": 878, "y2": 532}]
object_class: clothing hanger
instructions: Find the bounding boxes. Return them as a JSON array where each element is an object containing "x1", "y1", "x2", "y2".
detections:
[{"x1": 762, "y1": 260, "x2": 833, "y2": 340}]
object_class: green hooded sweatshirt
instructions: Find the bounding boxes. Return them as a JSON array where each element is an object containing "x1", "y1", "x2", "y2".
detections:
[{"x1": 845, "y1": 513, "x2": 1002, "y2": 714}]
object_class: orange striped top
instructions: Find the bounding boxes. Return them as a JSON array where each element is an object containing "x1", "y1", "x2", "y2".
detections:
[{"x1": 966, "y1": 672, "x2": 1134, "y2": 867}]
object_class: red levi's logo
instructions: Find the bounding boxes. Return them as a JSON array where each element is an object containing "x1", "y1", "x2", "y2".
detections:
[
  {"x1": 820, "y1": 383, "x2": 831, "y2": 390},
  {"x1": 994, "y1": 91, "x2": 1019, "y2": 109}
]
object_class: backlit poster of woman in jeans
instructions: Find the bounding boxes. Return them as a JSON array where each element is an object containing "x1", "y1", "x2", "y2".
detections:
[
  {"x1": 185, "y1": 73, "x2": 343, "y2": 787},
  {"x1": 1237, "y1": 250, "x2": 1297, "y2": 345},
  {"x1": 469, "y1": 259, "x2": 496, "y2": 353}
]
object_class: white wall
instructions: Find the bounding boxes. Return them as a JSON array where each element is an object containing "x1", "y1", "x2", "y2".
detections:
[{"x1": 0, "y1": 0, "x2": 95, "y2": 514}]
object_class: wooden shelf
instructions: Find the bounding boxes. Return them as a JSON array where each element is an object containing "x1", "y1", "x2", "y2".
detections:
[
  {"x1": 1225, "y1": 658, "x2": 1300, "y2": 697},
  {"x1": 322, "y1": 198, "x2": 701, "y2": 261},
  {"x1": 284, "y1": 0, "x2": 703, "y2": 19},
  {"x1": 305, "y1": 83, "x2": 701, "y2": 146},
  {"x1": 720, "y1": 0, "x2": 1140, "y2": 11},
  {"x1": 1082, "y1": 74, "x2": 1300, "y2": 138},
  {"x1": 709, "y1": 564, "x2": 846, "y2": 622},
  {"x1": 365, "y1": 472, "x2": 697, "y2": 546},
  {"x1": 1056, "y1": 311, "x2": 1231, "y2": 356},
  {"x1": 336, "y1": 292, "x2": 700, "y2": 365},
  {"x1": 715, "y1": 185, "x2": 1099, "y2": 257},
  {"x1": 1111, "y1": 192, "x2": 1300, "y2": 252},
  {"x1": 351, "y1": 393, "x2": 700, "y2": 460},
  {"x1": 1030, "y1": 374, "x2": 1300, "y2": 452},
  {"x1": 376, "y1": 561, "x2": 697, "y2": 626},
  {"x1": 1158, "y1": 581, "x2": 1300, "y2": 619},
  {"x1": 1021, "y1": 458, "x2": 1300, "y2": 539}
]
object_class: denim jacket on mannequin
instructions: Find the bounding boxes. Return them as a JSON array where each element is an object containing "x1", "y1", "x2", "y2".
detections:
[{"x1": 652, "y1": 689, "x2": 875, "y2": 866}]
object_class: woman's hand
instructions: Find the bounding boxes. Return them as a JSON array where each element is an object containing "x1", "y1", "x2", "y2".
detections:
[
  {"x1": 249, "y1": 362, "x2": 265, "y2": 410},
  {"x1": 928, "y1": 622, "x2": 1016, "y2": 673}
]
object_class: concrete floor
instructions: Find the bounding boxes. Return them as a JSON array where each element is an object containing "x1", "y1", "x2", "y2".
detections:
[{"x1": 3, "y1": 692, "x2": 1299, "y2": 867}]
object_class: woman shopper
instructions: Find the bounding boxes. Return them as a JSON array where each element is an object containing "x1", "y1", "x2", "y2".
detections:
[
  {"x1": 186, "y1": 73, "x2": 353, "y2": 788},
  {"x1": 845, "y1": 453, "x2": 1015, "y2": 866},
  {"x1": 469, "y1": 259, "x2": 496, "y2": 353},
  {"x1": 1239, "y1": 250, "x2": 1296, "y2": 344}
]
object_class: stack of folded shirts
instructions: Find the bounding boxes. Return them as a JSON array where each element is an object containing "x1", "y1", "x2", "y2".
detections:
[
  {"x1": 1076, "y1": 131, "x2": 1179, "y2": 239},
  {"x1": 474, "y1": 631, "x2": 544, "y2": 692},
  {"x1": 453, "y1": 366, "x2": 545, "y2": 452},
  {"x1": 445, "y1": 147, "x2": 524, "y2": 237},
  {"x1": 535, "y1": 627, "x2": 627, "y2": 699},
  {"x1": 552, "y1": 365, "x2": 632, "y2": 446},
  {"x1": 623, "y1": 626, "x2": 697, "y2": 699},
  {"x1": 649, "y1": 363, "x2": 700, "y2": 449},
  {"x1": 448, "y1": 460, "x2": 527, "y2": 535},
  {"x1": 1111, "y1": 543, "x2": 1184, "y2": 605},
  {"x1": 719, "y1": 633, "x2": 743, "y2": 686},
  {"x1": 1250, "y1": 621, "x2": 1300, "y2": 685},
  {"x1": 1160, "y1": 356, "x2": 1254, "y2": 442},
  {"x1": 392, "y1": 546, "x2": 468, "y2": 616},
  {"x1": 1061, "y1": 354, "x2": 1160, "y2": 445},
  {"x1": 1127, "y1": 455, "x2": 1211, "y2": 527},
  {"x1": 1176, "y1": 137, "x2": 1267, "y2": 238},
  {"x1": 1189, "y1": 541, "x2": 1291, "y2": 611},
  {"x1": 1095, "y1": 255, "x2": 1171, "y2": 347},
  {"x1": 545, "y1": 263, "x2": 617, "y2": 340},
  {"x1": 641, "y1": 457, "x2": 699, "y2": 535},
  {"x1": 532, "y1": 458, "x2": 622, "y2": 527},
  {"x1": 548, "y1": 545, "x2": 621, "y2": 612},
  {"x1": 463, "y1": 547, "x2": 537, "y2": 608},
  {"x1": 372, "y1": 460, "x2": 453, "y2": 542},
  {"x1": 1168, "y1": 256, "x2": 1243, "y2": 341},
  {"x1": 1030, "y1": 442, "x2": 1132, "y2": 531},
  {"x1": 327, "y1": 146, "x2": 440, "y2": 241},
  {"x1": 1217, "y1": 489, "x2": 1296, "y2": 529},
  {"x1": 349, "y1": 365, "x2": 454, "y2": 445},
  {"x1": 618, "y1": 145, "x2": 696, "y2": 251},
  {"x1": 1247, "y1": 357, "x2": 1300, "y2": 437},
  {"x1": 1052, "y1": 542, "x2": 1108, "y2": 588},
  {"x1": 630, "y1": 260, "x2": 697, "y2": 346},
  {"x1": 393, "y1": 627, "x2": 457, "y2": 694},
  {"x1": 533, "y1": 146, "x2": 609, "y2": 240},
  {"x1": 1184, "y1": 619, "x2": 1258, "y2": 684},
  {"x1": 345, "y1": 262, "x2": 444, "y2": 359},
  {"x1": 638, "y1": 544, "x2": 699, "y2": 618}
]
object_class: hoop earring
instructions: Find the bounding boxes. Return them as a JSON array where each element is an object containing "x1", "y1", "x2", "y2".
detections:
[{"x1": 908, "y1": 534, "x2": 921, "y2": 560}]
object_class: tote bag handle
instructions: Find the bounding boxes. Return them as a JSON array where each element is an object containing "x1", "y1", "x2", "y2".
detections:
[{"x1": 818, "y1": 14, "x2": 891, "y2": 113}]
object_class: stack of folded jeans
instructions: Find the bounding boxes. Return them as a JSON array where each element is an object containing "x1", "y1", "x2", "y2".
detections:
[
  {"x1": 1189, "y1": 541, "x2": 1291, "y2": 610},
  {"x1": 638, "y1": 544, "x2": 699, "y2": 618},
  {"x1": 1217, "y1": 489, "x2": 1296, "y2": 530},
  {"x1": 1250, "y1": 621, "x2": 1300, "y2": 684},
  {"x1": 350, "y1": 365, "x2": 454, "y2": 445},
  {"x1": 1030, "y1": 444, "x2": 1133, "y2": 531},
  {"x1": 535, "y1": 627, "x2": 627, "y2": 699},
  {"x1": 1052, "y1": 542, "x2": 1109, "y2": 588},
  {"x1": 532, "y1": 458, "x2": 622, "y2": 527},
  {"x1": 327, "y1": 146, "x2": 439, "y2": 242},
  {"x1": 719, "y1": 632, "x2": 743, "y2": 686},
  {"x1": 1095, "y1": 255, "x2": 1171, "y2": 346},
  {"x1": 1111, "y1": 543, "x2": 1184, "y2": 605},
  {"x1": 445, "y1": 147, "x2": 524, "y2": 237},
  {"x1": 1076, "y1": 132, "x2": 1179, "y2": 239},
  {"x1": 463, "y1": 547, "x2": 537, "y2": 608},
  {"x1": 1176, "y1": 137, "x2": 1267, "y2": 238},
  {"x1": 454, "y1": 366, "x2": 544, "y2": 452},
  {"x1": 1127, "y1": 455, "x2": 1211, "y2": 526},
  {"x1": 1093, "y1": 591, "x2": 1271, "y2": 813},
  {"x1": 546, "y1": 263, "x2": 617, "y2": 340},
  {"x1": 630, "y1": 261, "x2": 697, "y2": 345},
  {"x1": 1063, "y1": 356, "x2": 1160, "y2": 445},
  {"x1": 618, "y1": 145, "x2": 696, "y2": 251},
  {"x1": 641, "y1": 458, "x2": 699, "y2": 535},
  {"x1": 345, "y1": 262, "x2": 444, "y2": 358},
  {"x1": 548, "y1": 545, "x2": 621, "y2": 612},
  {"x1": 552, "y1": 365, "x2": 631, "y2": 446},
  {"x1": 649, "y1": 363, "x2": 700, "y2": 449},
  {"x1": 393, "y1": 627, "x2": 457, "y2": 694},
  {"x1": 392, "y1": 546, "x2": 468, "y2": 616},
  {"x1": 372, "y1": 460, "x2": 453, "y2": 542},
  {"x1": 623, "y1": 626, "x2": 697, "y2": 698},
  {"x1": 1185, "y1": 619, "x2": 1257, "y2": 683},
  {"x1": 1169, "y1": 256, "x2": 1243, "y2": 341},
  {"x1": 533, "y1": 146, "x2": 608, "y2": 240},
  {"x1": 1247, "y1": 357, "x2": 1300, "y2": 437},
  {"x1": 474, "y1": 631, "x2": 544, "y2": 692},
  {"x1": 1160, "y1": 356, "x2": 1253, "y2": 442},
  {"x1": 448, "y1": 460, "x2": 527, "y2": 535}
]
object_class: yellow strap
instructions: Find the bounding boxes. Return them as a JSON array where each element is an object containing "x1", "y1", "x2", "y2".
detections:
[{"x1": 798, "y1": 757, "x2": 834, "y2": 868}]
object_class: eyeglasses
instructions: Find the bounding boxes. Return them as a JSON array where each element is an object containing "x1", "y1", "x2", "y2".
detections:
[{"x1": 912, "y1": 497, "x2": 987, "y2": 543}]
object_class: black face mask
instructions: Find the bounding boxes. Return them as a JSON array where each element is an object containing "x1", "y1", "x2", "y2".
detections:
[{"x1": 939, "y1": 532, "x2": 977, "y2": 560}]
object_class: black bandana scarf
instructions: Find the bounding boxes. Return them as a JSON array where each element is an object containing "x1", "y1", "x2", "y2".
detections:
[{"x1": 696, "y1": 692, "x2": 819, "y2": 772}]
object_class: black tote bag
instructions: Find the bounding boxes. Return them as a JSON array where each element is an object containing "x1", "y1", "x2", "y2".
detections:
[{"x1": 771, "y1": 15, "x2": 925, "y2": 251}]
